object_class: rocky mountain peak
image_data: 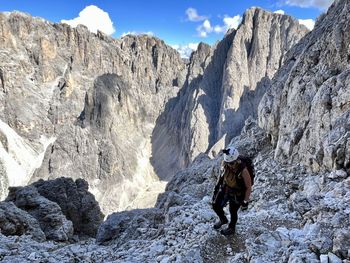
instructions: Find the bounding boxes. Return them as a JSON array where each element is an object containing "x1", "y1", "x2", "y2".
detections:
[{"x1": 150, "y1": 7, "x2": 308, "y2": 181}]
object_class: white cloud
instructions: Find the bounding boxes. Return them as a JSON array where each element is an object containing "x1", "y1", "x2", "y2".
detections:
[
  {"x1": 223, "y1": 15, "x2": 242, "y2": 30},
  {"x1": 214, "y1": 25, "x2": 224, "y2": 33},
  {"x1": 171, "y1": 43, "x2": 199, "y2": 58},
  {"x1": 196, "y1": 19, "x2": 213, "y2": 38},
  {"x1": 274, "y1": 10, "x2": 286, "y2": 14},
  {"x1": 210, "y1": 15, "x2": 242, "y2": 35},
  {"x1": 198, "y1": 31, "x2": 208, "y2": 38},
  {"x1": 298, "y1": 19, "x2": 315, "y2": 30},
  {"x1": 284, "y1": 0, "x2": 333, "y2": 9},
  {"x1": 186, "y1": 8, "x2": 207, "y2": 22},
  {"x1": 203, "y1": 20, "x2": 212, "y2": 31},
  {"x1": 61, "y1": 5, "x2": 115, "y2": 35},
  {"x1": 121, "y1": 31, "x2": 154, "y2": 37}
]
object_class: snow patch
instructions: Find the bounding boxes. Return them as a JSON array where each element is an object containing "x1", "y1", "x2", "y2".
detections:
[{"x1": 0, "y1": 119, "x2": 56, "y2": 187}]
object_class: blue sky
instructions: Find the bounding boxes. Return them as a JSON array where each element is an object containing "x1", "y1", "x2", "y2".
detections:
[{"x1": 1, "y1": 0, "x2": 333, "y2": 57}]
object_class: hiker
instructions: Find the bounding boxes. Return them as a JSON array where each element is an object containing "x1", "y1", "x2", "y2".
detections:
[{"x1": 212, "y1": 146, "x2": 252, "y2": 235}]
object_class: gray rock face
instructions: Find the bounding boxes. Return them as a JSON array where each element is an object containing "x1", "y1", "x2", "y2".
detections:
[
  {"x1": 0, "y1": 201, "x2": 45, "y2": 242},
  {"x1": 32, "y1": 177, "x2": 104, "y2": 237},
  {"x1": 96, "y1": 208, "x2": 164, "y2": 244},
  {"x1": 258, "y1": 0, "x2": 350, "y2": 174},
  {"x1": 152, "y1": 8, "x2": 308, "y2": 180},
  {"x1": 0, "y1": 7, "x2": 308, "y2": 214},
  {"x1": 0, "y1": 1, "x2": 349, "y2": 261},
  {"x1": 1, "y1": 177, "x2": 103, "y2": 243},
  {"x1": 151, "y1": 40, "x2": 229, "y2": 180},
  {"x1": 0, "y1": 5, "x2": 333, "y2": 219},
  {"x1": 6, "y1": 186, "x2": 74, "y2": 242},
  {"x1": 218, "y1": 8, "x2": 308, "y2": 141},
  {"x1": 0, "y1": 11, "x2": 186, "y2": 213}
]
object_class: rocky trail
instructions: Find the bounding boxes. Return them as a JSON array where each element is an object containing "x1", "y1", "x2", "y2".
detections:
[
  {"x1": 0, "y1": 124, "x2": 349, "y2": 262},
  {"x1": 201, "y1": 233, "x2": 247, "y2": 263}
]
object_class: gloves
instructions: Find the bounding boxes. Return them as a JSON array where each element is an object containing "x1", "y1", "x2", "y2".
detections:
[{"x1": 241, "y1": 200, "x2": 249, "y2": 211}]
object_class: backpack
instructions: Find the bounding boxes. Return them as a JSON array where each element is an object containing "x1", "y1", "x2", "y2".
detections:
[{"x1": 238, "y1": 156, "x2": 255, "y2": 186}]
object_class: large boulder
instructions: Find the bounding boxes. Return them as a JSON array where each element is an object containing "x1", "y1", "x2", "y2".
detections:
[
  {"x1": 96, "y1": 208, "x2": 164, "y2": 245},
  {"x1": 0, "y1": 201, "x2": 45, "y2": 242},
  {"x1": 32, "y1": 177, "x2": 104, "y2": 237},
  {"x1": 6, "y1": 186, "x2": 73, "y2": 242}
]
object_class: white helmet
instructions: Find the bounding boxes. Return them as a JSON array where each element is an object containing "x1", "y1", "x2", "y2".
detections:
[{"x1": 223, "y1": 146, "x2": 239, "y2": 163}]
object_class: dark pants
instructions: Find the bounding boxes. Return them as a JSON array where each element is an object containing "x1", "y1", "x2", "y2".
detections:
[{"x1": 212, "y1": 187, "x2": 242, "y2": 229}]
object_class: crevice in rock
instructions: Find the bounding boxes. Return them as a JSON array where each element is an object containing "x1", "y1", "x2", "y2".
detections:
[
  {"x1": 0, "y1": 68, "x2": 5, "y2": 93},
  {"x1": 131, "y1": 61, "x2": 136, "y2": 73},
  {"x1": 57, "y1": 78, "x2": 66, "y2": 90},
  {"x1": 48, "y1": 159, "x2": 53, "y2": 174},
  {"x1": 152, "y1": 45, "x2": 158, "y2": 68},
  {"x1": 155, "y1": 78, "x2": 161, "y2": 94},
  {"x1": 131, "y1": 41, "x2": 136, "y2": 51},
  {"x1": 172, "y1": 78, "x2": 178, "y2": 87}
]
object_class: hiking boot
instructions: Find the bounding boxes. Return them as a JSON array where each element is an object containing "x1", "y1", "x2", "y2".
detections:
[
  {"x1": 220, "y1": 227, "x2": 235, "y2": 236},
  {"x1": 213, "y1": 218, "x2": 228, "y2": 229}
]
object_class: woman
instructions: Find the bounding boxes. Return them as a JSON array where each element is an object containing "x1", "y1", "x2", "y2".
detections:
[{"x1": 212, "y1": 146, "x2": 252, "y2": 235}]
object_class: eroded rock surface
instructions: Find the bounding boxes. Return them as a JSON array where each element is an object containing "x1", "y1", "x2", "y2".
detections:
[
  {"x1": 0, "y1": 11, "x2": 185, "y2": 213},
  {"x1": 6, "y1": 186, "x2": 74, "y2": 242},
  {"x1": 258, "y1": 0, "x2": 350, "y2": 174},
  {"x1": 0, "y1": 1, "x2": 349, "y2": 262},
  {"x1": 0, "y1": 201, "x2": 45, "y2": 242},
  {"x1": 33, "y1": 177, "x2": 104, "y2": 237},
  {"x1": 152, "y1": 8, "x2": 308, "y2": 180}
]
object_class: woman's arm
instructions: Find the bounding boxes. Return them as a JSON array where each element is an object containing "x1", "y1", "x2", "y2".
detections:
[
  {"x1": 214, "y1": 172, "x2": 224, "y2": 193},
  {"x1": 213, "y1": 165, "x2": 225, "y2": 198}
]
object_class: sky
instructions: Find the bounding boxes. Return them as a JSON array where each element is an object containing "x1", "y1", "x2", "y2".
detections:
[{"x1": 1, "y1": 0, "x2": 334, "y2": 57}]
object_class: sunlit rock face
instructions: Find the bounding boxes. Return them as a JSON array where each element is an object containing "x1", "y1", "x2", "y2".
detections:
[
  {"x1": 0, "y1": 8, "x2": 308, "y2": 212},
  {"x1": 258, "y1": 0, "x2": 350, "y2": 174},
  {"x1": 0, "y1": 12, "x2": 185, "y2": 213},
  {"x1": 218, "y1": 8, "x2": 309, "y2": 140},
  {"x1": 152, "y1": 8, "x2": 308, "y2": 180},
  {"x1": 0, "y1": 8, "x2": 308, "y2": 213}
]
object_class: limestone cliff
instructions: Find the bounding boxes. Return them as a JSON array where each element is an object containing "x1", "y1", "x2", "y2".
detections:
[
  {"x1": 0, "y1": 8, "x2": 309, "y2": 213},
  {"x1": 219, "y1": 8, "x2": 308, "y2": 139},
  {"x1": 0, "y1": 11, "x2": 186, "y2": 213},
  {"x1": 152, "y1": 8, "x2": 308, "y2": 180},
  {"x1": 258, "y1": 0, "x2": 350, "y2": 174}
]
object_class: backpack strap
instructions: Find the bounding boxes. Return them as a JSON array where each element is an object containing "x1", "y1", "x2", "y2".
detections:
[
  {"x1": 236, "y1": 159, "x2": 247, "y2": 188},
  {"x1": 237, "y1": 158, "x2": 246, "y2": 178}
]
